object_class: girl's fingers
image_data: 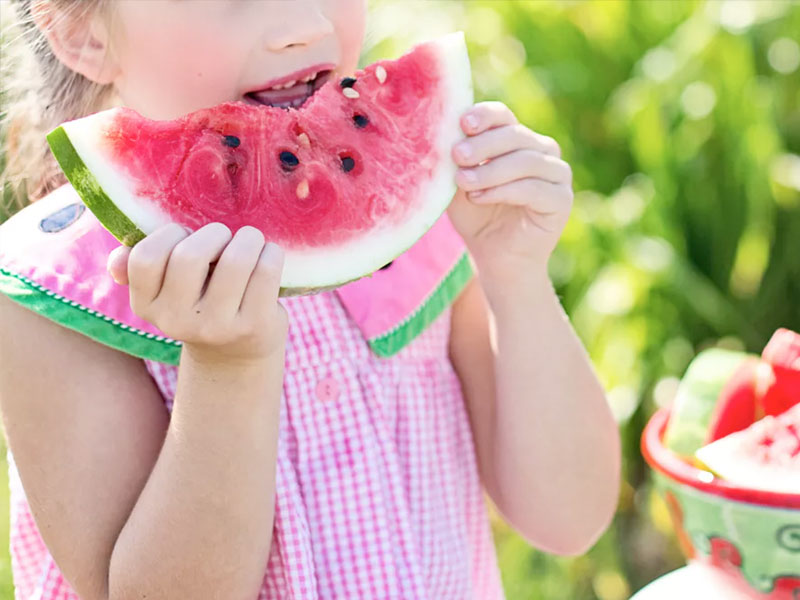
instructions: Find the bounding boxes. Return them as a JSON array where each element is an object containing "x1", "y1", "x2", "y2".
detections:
[
  {"x1": 461, "y1": 101, "x2": 517, "y2": 136},
  {"x1": 468, "y1": 178, "x2": 573, "y2": 214},
  {"x1": 199, "y1": 226, "x2": 266, "y2": 315},
  {"x1": 158, "y1": 223, "x2": 233, "y2": 304},
  {"x1": 456, "y1": 149, "x2": 572, "y2": 192},
  {"x1": 239, "y1": 242, "x2": 285, "y2": 319},
  {"x1": 453, "y1": 124, "x2": 562, "y2": 167},
  {"x1": 107, "y1": 246, "x2": 132, "y2": 285},
  {"x1": 127, "y1": 223, "x2": 190, "y2": 308}
]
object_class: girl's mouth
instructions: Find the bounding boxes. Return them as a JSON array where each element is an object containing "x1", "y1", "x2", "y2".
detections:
[{"x1": 243, "y1": 69, "x2": 333, "y2": 109}]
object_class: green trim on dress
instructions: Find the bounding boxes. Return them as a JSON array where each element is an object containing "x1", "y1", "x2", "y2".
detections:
[
  {"x1": 369, "y1": 252, "x2": 473, "y2": 357},
  {"x1": 0, "y1": 267, "x2": 181, "y2": 365}
]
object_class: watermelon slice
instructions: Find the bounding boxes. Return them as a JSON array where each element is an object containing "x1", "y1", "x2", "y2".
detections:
[
  {"x1": 695, "y1": 403, "x2": 800, "y2": 494},
  {"x1": 705, "y1": 358, "x2": 773, "y2": 443},
  {"x1": 707, "y1": 329, "x2": 800, "y2": 443},
  {"x1": 46, "y1": 34, "x2": 473, "y2": 294}
]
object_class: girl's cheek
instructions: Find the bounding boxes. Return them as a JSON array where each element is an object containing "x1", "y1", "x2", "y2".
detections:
[
  {"x1": 331, "y1": 0, "x2": 366, "y2": 72},
  {"x1": 114, "y1": 32, "x2": 247, "y2": 118},
  {"x1": 109, "y1": 1, "x2": 250, "y2": 118}
]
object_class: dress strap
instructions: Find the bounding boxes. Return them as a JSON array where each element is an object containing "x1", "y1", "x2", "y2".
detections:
[
  {"x1": 334, "y1": 213, "x2": 472, "y2": 358},
  {"x1": 0, "y1": 187, "x2": 472, "y2": 362},
  {"x1": 0, "y1": 187, "x2": 182, "y2": 364}
]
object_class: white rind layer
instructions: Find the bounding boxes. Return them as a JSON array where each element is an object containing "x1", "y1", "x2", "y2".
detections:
[
  {"x1": 62, "y1": 113, "x2": 174, "y2": 235},
  {"x1": 60, "y1": 33, "x2": 473, "y2": 290}
]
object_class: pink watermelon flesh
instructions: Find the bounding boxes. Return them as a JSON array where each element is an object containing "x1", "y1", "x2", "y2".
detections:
[
  {"x1": 107, "y1": 57, "x2": 438, "y2": 247},
  {"x1": 695, "y1": 403, "x2": 800, "y2": 494},
  {"x1": 47, "y1": 34, "x2": 473, "y2": 293}
]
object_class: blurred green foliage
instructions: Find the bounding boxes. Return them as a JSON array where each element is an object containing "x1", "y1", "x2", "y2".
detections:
[{"x1": 1, "y1": 0, "x2": 799, "y2": 598}]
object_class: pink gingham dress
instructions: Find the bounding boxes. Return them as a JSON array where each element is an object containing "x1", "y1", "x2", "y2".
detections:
[{"x1": 0, "y1": 188, "x2": 506, "y2": 599}]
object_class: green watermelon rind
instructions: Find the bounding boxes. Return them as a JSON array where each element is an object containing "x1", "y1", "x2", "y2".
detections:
[
  {"x1": 663, "y1": 348, "x2": 753, "y2": 457},
  {"x1": 46, "y1": 126, "x2": 146, "y2": 247}
]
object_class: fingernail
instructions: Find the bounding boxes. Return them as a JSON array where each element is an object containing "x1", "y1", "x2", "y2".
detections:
[
  {"x1": 265, "y1": 241, "x2": 284, "y2": 262},
  {"x1": 460, "y1": 169, "x2": 477, "y2": 184},
  {"x1": 465, "y1": 115, "x2": 479, "y2": 131},
  {"x1": 469, "y1": 190, "x2": 484, "y2": 201},
  {"x1": 456, "y1": 142, "x2": 472, "y2": 160}
]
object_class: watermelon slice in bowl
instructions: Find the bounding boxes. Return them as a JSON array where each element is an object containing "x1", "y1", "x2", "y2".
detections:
[
  {"x1": 46, "y1": 33, "x2": 473, "y2": 295},
  {"x1": 695, "y1": 403, "x2": 800, "y2": 494},
  {"x1": 704, "y1": 328, "x2": 800, "y2": 444}
]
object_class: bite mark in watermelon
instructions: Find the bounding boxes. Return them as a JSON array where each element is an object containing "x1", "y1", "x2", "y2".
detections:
[
  {"x1": 46, "y1": 34, "x2": 473, "y2": 294},
  {"x1": 695, "y1": 404, "x2": 800, "y2": 494}
]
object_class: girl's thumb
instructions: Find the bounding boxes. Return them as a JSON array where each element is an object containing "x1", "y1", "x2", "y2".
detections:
[{"x1": 107, "y1": 246, "x2": 131, "y2": 285}]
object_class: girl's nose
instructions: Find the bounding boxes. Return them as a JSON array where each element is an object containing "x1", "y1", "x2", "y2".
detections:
[{"x1": 263, "y1": 7, "x2": 334, "y2": 51}]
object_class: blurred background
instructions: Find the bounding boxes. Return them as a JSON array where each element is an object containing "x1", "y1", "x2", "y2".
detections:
[{"x1": 1, "y1": 0, "x2": 799, "y2": 598}]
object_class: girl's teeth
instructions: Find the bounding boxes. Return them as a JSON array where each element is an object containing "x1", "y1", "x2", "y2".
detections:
[{"x1": 266, "y1": 72, "x2": 319, "y2": 92}]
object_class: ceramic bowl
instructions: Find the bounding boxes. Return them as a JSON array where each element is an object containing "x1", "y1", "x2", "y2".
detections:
[{"x1": 641, "y1": 409, "x2": 800, "y2": 598}]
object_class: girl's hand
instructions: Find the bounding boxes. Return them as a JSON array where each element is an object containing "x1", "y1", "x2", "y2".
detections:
[
  {"x1": 448, "y1": 101, "x2": 573, "y2": 283},
  {"x1": 107, "y1": 223, "x2": 288, "y2": 366}
]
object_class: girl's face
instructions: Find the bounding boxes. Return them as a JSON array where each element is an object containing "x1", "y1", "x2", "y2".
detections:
[{"x1": 107, "y1": 0, "x2": 367, "y2": 119}]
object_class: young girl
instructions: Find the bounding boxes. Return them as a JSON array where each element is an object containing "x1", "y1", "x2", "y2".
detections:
[{"x1": 0, "y1": 1, "x2": 620, "y2": 598}]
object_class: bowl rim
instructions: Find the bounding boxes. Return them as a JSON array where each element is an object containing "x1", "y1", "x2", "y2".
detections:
[{"x1": 641, "y1": 408, "x2": 800, "y2": 509}]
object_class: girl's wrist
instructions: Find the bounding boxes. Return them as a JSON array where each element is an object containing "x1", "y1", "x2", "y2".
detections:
[
  {"x1": 181, "y1": 343, "x2": 285, "y2": 379},
  {"x1": 473, "y1": 258, "x2": 556, "y2": 314}
]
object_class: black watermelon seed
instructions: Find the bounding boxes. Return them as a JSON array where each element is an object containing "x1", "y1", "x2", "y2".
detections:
[
  {"x1": 223, "y1": 135, "x2": 240, "y2": 148},
  {"x1": 279, "y1": 151, "x2": 300, "y2": 171},
  {"x1": 340, "y1": 77, "x2": 357, "y2": 89},
  {"x1": 380, "y1": 261, "x2": 393, "y2": 270},
  {"x1": 353, "y1": 114, "x2": 369, "y2": 128},
  {"x1": 341, "y1": 156, "x2": 355, "y2": 173}
]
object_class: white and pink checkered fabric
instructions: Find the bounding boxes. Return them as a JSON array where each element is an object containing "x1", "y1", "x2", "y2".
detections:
[{"x1": 7, "y1": 291, "x2": 505, "y2": 599}]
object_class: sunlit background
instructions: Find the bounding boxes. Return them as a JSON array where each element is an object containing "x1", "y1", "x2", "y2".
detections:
[{"x1": 1, "y1": 0, "x2": 799, "y2": 598}]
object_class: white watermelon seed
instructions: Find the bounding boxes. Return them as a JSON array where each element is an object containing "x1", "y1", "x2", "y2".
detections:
[
  {"x1": 376, "y1": 65, "x2": 387, "y2": 84},
  {"x1": 343, "y1": 87, "x2": 360, "y2": 99},
  {"x1": 297, "y1": 133, "x2": 310, "y2": 148},
  {"x1": 297, "y1": 180, "x2": 310, "y2": 199}
]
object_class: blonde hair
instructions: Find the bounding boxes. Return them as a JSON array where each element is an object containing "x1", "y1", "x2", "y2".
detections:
[{"x1": 1, "y1": 0, "x2": 113, "y2": 213}]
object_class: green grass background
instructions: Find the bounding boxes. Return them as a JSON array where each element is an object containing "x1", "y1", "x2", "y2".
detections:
[{"x1": 1, "y1": 1, "x2": 799, "y2": 598}]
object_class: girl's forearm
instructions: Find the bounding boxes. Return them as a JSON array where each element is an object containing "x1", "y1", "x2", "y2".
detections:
[
  {"x1": 108, "y1": 351, "x2": 284, "y2": 600},
  {"x1": 483, "y1": 274, "x2": 620, "y2": 555}
]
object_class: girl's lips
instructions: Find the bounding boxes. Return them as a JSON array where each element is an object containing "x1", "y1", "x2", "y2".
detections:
[{"x1": 244, "y1": 70, "x2": 333, "y2": 109}]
